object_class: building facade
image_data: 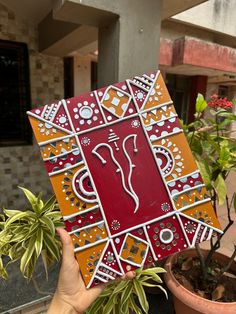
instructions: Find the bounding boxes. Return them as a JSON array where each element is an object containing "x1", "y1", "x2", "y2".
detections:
[{"x1": 0, "y1": 2, "x2": 64, "y2": 209}]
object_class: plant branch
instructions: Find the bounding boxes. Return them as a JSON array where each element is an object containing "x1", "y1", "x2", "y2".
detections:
[
  {"x1": 216, "y1": 245, "x2": 236, "y2": 281},
  {"x1": 189, "y1": 111, "x2": 202, "y2": 147},
  {"x1": 226, "y1": 195, "x2": 234, "y2": 224},
  {"x1": 195, "y1": 243, "x2": 207, "y2": 280},
  {"x1": 205, "y1": 219, "x2": 234, "y2": 267},
  {"x1": 205, "y1": 189, "x2": 234, "y2": 267},
  {"x1": 32, "y1": 276, "x2": 53, "y2": 296}
]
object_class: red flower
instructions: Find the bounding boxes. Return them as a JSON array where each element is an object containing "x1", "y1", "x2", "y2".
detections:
[{"x1": 208, "y1": 94, "x2": 233, "y2": 109}]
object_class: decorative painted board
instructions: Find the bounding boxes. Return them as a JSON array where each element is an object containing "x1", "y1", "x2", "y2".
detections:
[{"x1": 27, "y1": 70, "x2": 222, "y2": 288}]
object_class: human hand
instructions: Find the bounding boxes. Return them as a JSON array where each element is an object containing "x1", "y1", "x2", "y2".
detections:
[{"x1": 48, "y1": 228, "x2": 135, "y2": 314}]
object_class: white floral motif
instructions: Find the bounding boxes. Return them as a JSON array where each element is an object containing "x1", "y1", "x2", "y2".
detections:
[
  {"x1": 184, "y1": 221, "x2": 196, "y2": 234},
  {"x1": 104, "y1": 251, "x2": 116, "y2": 266},
  {"x1": 111, "y1": 220, "x2": 120, "y2": 230},
  {"x1": 56, "y1": 113, "x2": 68, "y2": 127},
  {"x1": 161, "y1": 202, "x2": 170, "y2": 212},
  {"x1": 81, "y1": 137, "x2": 91, "y2": 146},
  {"x1": 134, "y1": 90, "x2": 145, "y2": 101},
  {"x1": 131, "y1": 120, "x2": 140, "y2": 128}
]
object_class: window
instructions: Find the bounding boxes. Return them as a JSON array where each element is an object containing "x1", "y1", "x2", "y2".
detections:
[
  {"x1": 0, "y1": 39, "x2": 31, "y2": 146},
  {"x1": 218, "y1": 85, "x2": 228, "y2": 98},
  {"x1": 166, "y1": 73, "x2": 191, "y2": 121}
]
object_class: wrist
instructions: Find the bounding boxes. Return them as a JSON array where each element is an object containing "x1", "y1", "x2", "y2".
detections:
[{"x1": 48, "y1": 291, "x2": 78, "y2": 314}]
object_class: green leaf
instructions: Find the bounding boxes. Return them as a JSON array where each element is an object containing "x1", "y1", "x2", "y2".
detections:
[
  {"x1": 24, "y1": 251, "x2": 37, "y2": 279},
  {"x1": 20, "y1": 236, "x2": 36, "y2": 275},
  {"x1": 0, "y1": 257, "x2": 8, "y2": 279},
  {"x1": 195, "y1": 159, "x2": 212, "y2": 189},
  {"x1": 5, "y1": 211, "x2": 36, "y2": 227},
  {"x1": 26, "y1": 222, "x2": 40, "y2": 239},
  {"x1": 111, "y1": 279, "x2": 129, "y2": 295},
  {"x1": 129, "y1": 294, "x2": 142, "y2": 314},
  {"x1": 10, "y1": 229, "x2": 29, "y2": 243},
  {"x1": 120, "y1": 282, "x2": 133, "y2": 310},
  {"x1": 43, "y1": 232, "x2": 60, "y2": 261},
  {"x1": 41, "y1": 249, "x2": 49, "y2": 279},
  {"x1": 8, "y1": 243, "x2": 23, "y2": 260},
  {"x1": 195, "y1": 93, "x2": 208, "y2": 113},
  {"x1": 133, "y1": 279, "x2": 149, "y2": 314},
  {"x1": 39, "y1": 216, "x2": 55, "y2": 236},
  {"x1": 103, "y1": 294, "x2": 116, "y2": 314},
  {"x1": 151, "y1": 273, "x2": 163, "y2": 283},
  {"x1": 41, "y1": 195, "x2": 57, "y2": 213},
  {"x1": 86, "y1": 296, "x2": 107, "y2": 314},
  {"x1": 214, "y1": 173, "x2": 227, "y2": 206},
  {"x1": 18, "y1": 186, "x2": 37, "y2": 207},
  {"x1": 120, "y1": 298, "x2": 129, "y2": 314},
  {"x1": 155, "y1": 285, "x2": 168, "y2": 299},
  {"x1": 37, "y1": 192, "x2": 44, "y2": 207},
  {"x1": 100, "y1": 287, "x2": 114, "y2": 297},
  {"x1": 141, "y1": 267, "x2": 166, "y2": 275},
  {"x1": 218, "y1": 112, "x2": 236, "y2": 120},
  {"x1": 139, "y1": 275, "x2": 153, "y2": 282},
  {"x1": 141, "y1": 282, "x2": 160, "y2": 287},
  {"x1": 3, "y1": 209, "x2": 22, "y2": 218},
  {"x1": 35, "y1": 228, "x2": 43, "y2": 257}
]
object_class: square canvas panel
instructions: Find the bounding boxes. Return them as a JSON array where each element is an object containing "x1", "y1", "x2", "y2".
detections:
[{"x1": 27, "y1": 70, "x2": 222, "y2": 288}]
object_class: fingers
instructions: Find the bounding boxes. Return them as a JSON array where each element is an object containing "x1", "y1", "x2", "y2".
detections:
[
  {"x1": 56, "y1": 228, "x2": 75, "y2": 266},
  {"x1": 121, "y1": 271, "x2": 136, "y2": 280}
]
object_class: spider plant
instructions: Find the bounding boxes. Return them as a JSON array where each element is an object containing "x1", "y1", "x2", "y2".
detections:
[{"x1": 0, "y1": 187, "x2": 63, "y2": 279}]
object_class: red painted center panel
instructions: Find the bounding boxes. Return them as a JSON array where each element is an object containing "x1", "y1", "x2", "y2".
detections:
[{"x1": 79, "y1": 117, "x2": 173, "y2": 235}]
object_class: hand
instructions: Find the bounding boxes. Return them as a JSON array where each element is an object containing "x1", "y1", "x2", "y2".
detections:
[{"x1": 48, "y1": 228, "x2": 135, "y2": 314}]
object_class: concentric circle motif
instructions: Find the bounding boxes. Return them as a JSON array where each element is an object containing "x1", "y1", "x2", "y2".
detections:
[
  {"x1": 79, "y1": 106, "x2": 93, "y2": 119},
  {"x1": 159, "y1": 228, "x2": 174, "y2": 244},
  {"x1": 72, "y1": 168, "x2": 97, "y2": 203},
  {"x1": 153, "y1": 145, "x2": 174, "y2": 177}
]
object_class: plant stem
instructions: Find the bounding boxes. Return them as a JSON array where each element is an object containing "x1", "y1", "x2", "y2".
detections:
[
  {"x1": 226, "y1": 195, "x2": 233, "y2": 224},
  {"x1": 215, "y1": 112, "x2": 221, "y2": 146},
  {"x1": 32, "y1": 277, "x2": 53, "y2": 296},
  {"x1": 212, "y1": 190, "x2": 217, "y2": 217},
  {"x1": 216, "y1": 245, "x2": 236, "y2": 281},
  {"x1": 205, "y1": 186, "x2": 234, "y2": 267},
  {"x1": 189, "y1": 112, "x2": 202, "y2": 147},
  {"x1": 195, "y1": 243, "x2": 207, "y2": 280},
  {"x1": 205, "y1": 219, "x2": 234, "y2": 267}
]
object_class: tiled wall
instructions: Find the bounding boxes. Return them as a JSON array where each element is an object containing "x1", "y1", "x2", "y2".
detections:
[{"x1": 0, "y1": 3, "x2": 64, "y2": 208}]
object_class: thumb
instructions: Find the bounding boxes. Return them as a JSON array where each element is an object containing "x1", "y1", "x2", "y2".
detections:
[{"x1": 56, "y1": 228, "x2": 76, "y2": 267}]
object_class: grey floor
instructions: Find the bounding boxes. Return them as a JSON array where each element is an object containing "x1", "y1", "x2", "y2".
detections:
[{"x1": 0, "y1": 260, "x2": 174, "y2": 314}]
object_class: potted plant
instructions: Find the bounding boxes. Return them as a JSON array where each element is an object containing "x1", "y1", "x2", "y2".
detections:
[
  {"x1": 0, "y1": 187, "x2": 63, "y2": 280},
  {"x1": 0, "y1": 187, "x2": 168, "y2": 314},
  {"x1": 164, "y1": 94, "x2": 236, "y2": 314}
]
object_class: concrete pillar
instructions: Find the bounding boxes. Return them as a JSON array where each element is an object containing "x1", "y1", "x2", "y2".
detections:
[
  {"x1": 53, "y1": 0, "x2": 163, "y2": 87},
  {"x1": 229, "y1": 86, "x2": 236, "y2": 135},
  {"x1": 98, "y1": 0, "x2": 162, "y2": 87},
  {"x1": 188, "y1": 75, "x2": 208, "y2": 122},
  {"x1": 74, "y1": 55, "x2": 92, "y2": 95}
]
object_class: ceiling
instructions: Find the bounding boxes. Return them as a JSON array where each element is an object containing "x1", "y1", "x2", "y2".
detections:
[
  {"x1": 0, "y1": 0, "x2": 53, "y2": 24},
  {"x1": 0, "y1": 0, "x2": 208, "y2": 25}
]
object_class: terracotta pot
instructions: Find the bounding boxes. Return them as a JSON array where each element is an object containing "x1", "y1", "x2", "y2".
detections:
[{"x1": 164, "y1": 249, "x2": 236, "y2": 314}]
